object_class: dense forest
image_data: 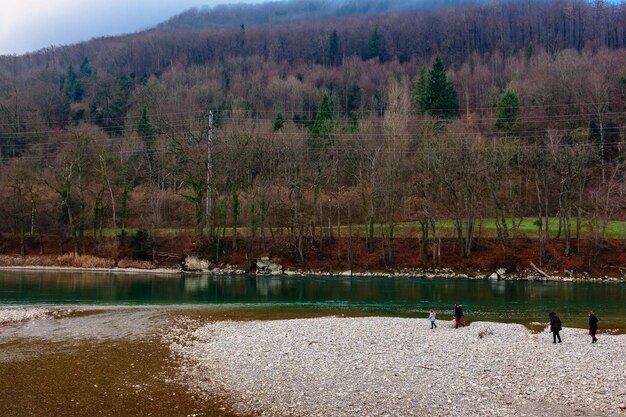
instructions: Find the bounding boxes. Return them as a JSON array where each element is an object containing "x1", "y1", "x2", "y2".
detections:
[
  {"x1": 1, "y1": 0, "x2": 626, "y2": 272},
  {"x1": 158, "y1": 0, "x2": 482, "y2": 30}
]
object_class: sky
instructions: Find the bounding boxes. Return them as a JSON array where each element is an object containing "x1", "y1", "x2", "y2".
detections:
[{"x1": 0, "y1": 0, "x2": 261, "y2": 56}]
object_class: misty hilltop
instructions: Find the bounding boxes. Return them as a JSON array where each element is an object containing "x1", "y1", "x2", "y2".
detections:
[{"x1": 158, "y1": 0, "x2": 484, "y2": 31}]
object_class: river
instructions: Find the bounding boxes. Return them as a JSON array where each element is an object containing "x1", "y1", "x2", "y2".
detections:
[{"x1": 1, "y1": 270, "x2": 624, "y2": 328}]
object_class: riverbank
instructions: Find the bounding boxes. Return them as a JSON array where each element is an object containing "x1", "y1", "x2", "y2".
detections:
[
  {"x1": 2, "y1": 235, "x2": 626, "y2": 281},
  {"x1": 170, "y1": 317, "x2": 626, "y2": 417},
  {"x1": 1, "y1": 253, "x2": 624, "y2": 283}
]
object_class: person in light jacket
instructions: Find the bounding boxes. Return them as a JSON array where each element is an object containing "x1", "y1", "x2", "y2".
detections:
[
  {"x1": 428, "y1": 309, "x2": 437, "y2": 329},
  {"x1": 588, "y1": 311, "x2": 599, "y2": 344},
  {"x1": 548, "y1": 311, "x2": 562, "y2": 343}
]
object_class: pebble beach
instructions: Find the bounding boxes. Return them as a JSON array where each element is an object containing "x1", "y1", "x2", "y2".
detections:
[{"x1": 171, "y1": 317, "x2": 626, "y2": 417}]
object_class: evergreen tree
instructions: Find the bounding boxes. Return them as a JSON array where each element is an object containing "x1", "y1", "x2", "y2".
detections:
[
  {"x1": 62, "y1": 64, "x2": 84, "y2": 103},
  {"x1": 79, "y1": 57, "x2": 93, "y2": 76},
  {"x1": 273, "y1": 111, "x2": 285, "y2": 131},
  {"x1": 310, "y1": 93, "x2": 334, "y2": 148},
  {"x1": 495, "y1": 89, "x2": 521, "y2": 134},
  {"x1": 328, "y1": 29, "x2": 339, "y2": 65},
  {"x1": 348, "y1": 113, "x2": 359, "y2": 132},
  {"x1": 137, "y1": 106, "x2": 155, "y2": 147},
  {"x1": 237, "y1": 24, "x2": 246, "y2": 50},
  {"x1": 413, "y1": 65, "x2": 428, "y2": 114},
  {"x1": 525, "y1": 42, "x2": 534, "y2": 63},
  {"x1": 130, "y1": 229, "x2": 154, "y2": 261},
  {"x1": 90, "y1": 75, "x2": 132, "y2": 136},
  {"x1": 346, "y1": 83, "x2": 362, "y2": 115},
  {"x1": 61, "y1": 65, "x2": 76, "y2": 98},
  {"x1": 136, "y1": 106, "x2": 157, "y2": 178},
  {"x1": 73, "y1": 82, "x2": 85, "y2": 103},
  {"x1": 367, "y1": 28, "x2": 381, "y2": 60},
  {"x1": 425, "y1": 57, "x2": 458, "y2": 119}
]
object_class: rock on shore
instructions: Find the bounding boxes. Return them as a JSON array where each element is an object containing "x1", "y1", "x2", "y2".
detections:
[{"x1": 170, "y1": 317, "x2": 626, "y2": 417}]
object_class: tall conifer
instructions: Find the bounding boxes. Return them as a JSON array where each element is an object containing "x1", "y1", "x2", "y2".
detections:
[
  {"x1": 495, "y1": 89, "x2": 521, "y2": 134},
  {"x1": 426, "y1": 57, "x2": 458, "y2": 119}
]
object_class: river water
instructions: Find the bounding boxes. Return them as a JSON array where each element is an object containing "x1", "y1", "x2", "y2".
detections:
[
  {"x1": 1, "y1": 270, "x2": 624, "y2": 328},
  {"x1": 0, "y1": 270, "x2": 624, "y2": 416}
]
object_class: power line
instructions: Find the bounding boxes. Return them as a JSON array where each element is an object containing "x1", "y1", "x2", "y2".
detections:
[
  {"x1": 1, "y1": 138, "x2": 622, "y2": 164},
  {"x1": 1, "y1": 98, "x2": 626, "y2": 130},
  {"x1": 1, "y1": 112, "x2": 626, "y2": 141}
]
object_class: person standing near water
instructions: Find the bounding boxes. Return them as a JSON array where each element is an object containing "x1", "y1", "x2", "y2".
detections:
[
  {"x1": 588, "y1": 311, "x2": 599, "y2": 343},
  {"x1": 548, "y1": 311, "x2": 562, "y2": 343},
  {"x1": 428, "y1": 309, "x2": 437, "y2": 329},
  {"x1": 454, "y1": 304, "x2": 465, "y2": 328}
]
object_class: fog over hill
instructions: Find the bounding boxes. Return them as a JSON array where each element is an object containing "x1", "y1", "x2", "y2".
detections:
[
  {"x1": 158, "y1": 0, "x2": 485, "y2": 30},
  {"x1": 0, "y1": 0, "x2": 220, "y2": 56}
]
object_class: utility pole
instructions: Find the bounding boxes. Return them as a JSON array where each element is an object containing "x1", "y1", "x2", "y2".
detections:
[{"x1": 206, "y1": 110, "x2": 213, "y2": 238}]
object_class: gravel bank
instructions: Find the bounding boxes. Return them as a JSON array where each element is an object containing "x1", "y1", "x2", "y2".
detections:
[{"x1": 170, "y1": 317, "x2": 626, "y2": 417}]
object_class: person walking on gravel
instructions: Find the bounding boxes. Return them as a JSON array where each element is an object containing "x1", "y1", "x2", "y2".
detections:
[
  {"x1": 548, "y1": 311, "x2": 562, "y2": 343},
  {"x1": 454, "y1": 303, "x2": 465, "y2": 328},
  {"x1": 428, "y1": 309, "x2": 437, "y2": 329},
  {"x1": 588, "y1": 311, "x2": 599, "y2": 343}
]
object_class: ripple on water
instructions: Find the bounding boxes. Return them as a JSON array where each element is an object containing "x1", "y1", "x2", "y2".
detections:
[
  {"x1": 0, "y1": 306, "x2": 173, "y2": 344},
  {"x1": 0, "y1": 307, "x2": 61, "y2": 324}
]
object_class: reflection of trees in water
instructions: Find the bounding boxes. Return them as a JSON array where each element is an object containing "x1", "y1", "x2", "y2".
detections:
[{"x1": 1, "y1": 272, "x2": 624, "y2": 329}]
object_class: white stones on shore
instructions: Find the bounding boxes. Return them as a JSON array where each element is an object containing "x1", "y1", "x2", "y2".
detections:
[
  {"x1": 262, "y1": 267, "x2": 622, "y2": 282},
  {"x1": 182, "y1": 256, "x2": 212, "y2": 272},
  {"x1": 184, "y1": 257, "x2": 625, "y2": 281},
  {"x1": 2, "y1": 260, "x2": 624, "y2": 282},
  {"x1": 170, "y1": 317, "x2": 626, "y2": 417},
  {"x1": 180, "y1": 257, "x2": 246, "y2": 275},
  {"x1": 255, "y1": 257, "x2": 283, "y2": 276}
]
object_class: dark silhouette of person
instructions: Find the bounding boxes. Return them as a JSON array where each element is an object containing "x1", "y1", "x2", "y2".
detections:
[
  {"x1": 454, "y1": 303, "x2": 465, "y2": 328},
  {"x1": 588, "y1": 311, "x2": 599, "y2": 343},
  {"x1": 548, "y1": 311, "x2": 562, "y2": 343}
]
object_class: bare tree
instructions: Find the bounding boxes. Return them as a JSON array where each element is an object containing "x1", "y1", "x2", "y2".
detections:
[
  {"x1": 587, "y1": 162, "x2": 625, "y2": 268},
  {"x1": 42, "y1": 126, "x2": 100, "y2": 255},
  {"x1": 425, "y1": 122, "x2": 487, "y2": 257}
]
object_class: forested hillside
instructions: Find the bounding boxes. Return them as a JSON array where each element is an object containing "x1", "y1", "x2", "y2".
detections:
[
  {"x1": 0, "y1": 0, "x2": 625, "y2": 273},
  {"x1": 158, "y1": 0, "x2": 480, "y2": 30}
]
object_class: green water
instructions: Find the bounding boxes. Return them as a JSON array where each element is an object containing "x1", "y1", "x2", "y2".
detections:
[{"x1": 0, "y1": 271, "x2": 624, "y2": 330}]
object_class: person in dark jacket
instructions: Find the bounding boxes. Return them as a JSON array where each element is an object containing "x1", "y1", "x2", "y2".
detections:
[
  {"x1": 588, "y1": 311, "x2": 599, "y2": 343},
  {"x1": 454, "y1": 303, "x2": 465, "y2": 328},
  {"x1": 548, "y1": 311, "x2": 562, "y2": 343}
]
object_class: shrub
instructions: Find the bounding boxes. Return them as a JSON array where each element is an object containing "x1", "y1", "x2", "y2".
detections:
[
  {"x1": 130, "y1": 229, "x2": 154, "y2": 261},
  {"x1": 55, "y1": 254, "x2": 116, "y2": 268}
]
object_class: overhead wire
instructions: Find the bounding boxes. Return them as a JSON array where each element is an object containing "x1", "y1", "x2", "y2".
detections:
[
  {"x1": 0, "y1": 97, "x2": 625, "y2": 130},
  {"x1": 0, "y1": 111, "x2": 625, "y2": 142},
  {"x1": 1, "y1": 138, "x2": 622, "y2": 165},
  {"x1": 0, "y1": 97, "x2": 625, "y2": 161}
]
